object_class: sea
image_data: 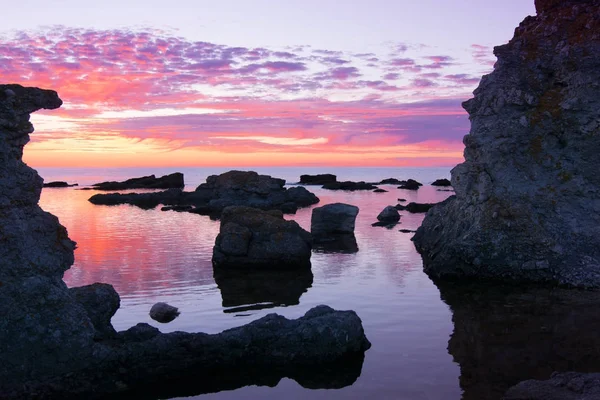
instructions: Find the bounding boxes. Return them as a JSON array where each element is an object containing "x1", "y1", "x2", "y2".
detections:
[{"x1": 37, "y1": 166, "x2": 600, "y2": 400}]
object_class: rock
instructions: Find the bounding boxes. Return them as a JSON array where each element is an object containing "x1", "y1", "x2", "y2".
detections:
[
  {"x1": 299, "y1": 173, "x2": 337, "y2": 185},
  {"x1": 396, "y1": 202, "x2": 436, "y2": 213},
  {"x1": 378, "y1": 178, "x2": 405, "y2": 185},
  {"x1": 371, "y1": 221, "x2": 398, "y2": 228},
  {"x1": 505, "y1": 372, "x2": 600, "y2": 400},
  {"x1": 90, "y1": 173, "x2": 184, "y2": 191},
  {"x1": 69, "y1": 283, "x2": 120, "y2": 339},
  {"x1": 373, "y1": 188, "x2": 388, "y2": 193},
  {"x1": 214, "y1": 268, "x2": 313, "y2": 313},
  {"x1": 414, "y1": 0, "x2": 600, "y2": 287},
  {"x1": 311, "y1": 203, "x2": 359, "y2": 253},
  {"x1": 149, "y1": 302, "x2": 180, "y2": 323},
  {"x1": 213, "y1": 206, "x2": 313, "y2": 269},
  {"x1": 431, "y1": 178, "x2": 451, "y2": 187},
  {"x1": 397, "y1": 179, "x2": 422, "y2": 190},
  {"x1": 322, "y1": 181, "x2": 378, "y2": 191},
  {"x1": 311, "y1": 203, "x2": 359, "y2": 237},
  {"x1": 399, "y1": 229, "x2": 416, "y2": 233},
  {"x1": 161, "y1": 205, "x2": 193, "y2": 212},
  {"x1": 377, "y1": 205, "x2": 401, "y2": 222},
  {"x1": 0, "y1": 84, "x2": 371, "y2": 399},
  {"x1": 43, "y1": 181, "x2": 78, "y2": 188},
  {"x1": 397, "y1": 198, "x2": 407, "y2": 202},
  {"x1": 89, "y1": 170, "x2": 320, "y2": 215}
]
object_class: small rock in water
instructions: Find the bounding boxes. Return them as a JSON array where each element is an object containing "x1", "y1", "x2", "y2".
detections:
[
  {"x1": 377, "y1": 206, "x2": 401, "y2": 222},
  {"x1": 149, "y1": 302, "x2": 180, "y2": 323}
]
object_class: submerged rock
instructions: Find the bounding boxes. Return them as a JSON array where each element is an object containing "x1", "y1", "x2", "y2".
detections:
[
  {"x1": 212, "y1": 206, "x2": 313, "y2": 270},
  {"x1": 0, "y1": 84, "x2": 371, "y2": 399},
  {"x1": 299, "y1": 173, "x2": 337, "y2": 185},
  {"x1": 414, "y1": 0, "x2": 600, "y2": 287},
  {"x1": 89, "y1": 173, "x2": 184, "y2": 191},
  {"x1": 395, "y1": 202, "x2": 436, "y2": 213},
  {"x1": 149, "y1": 302, "x2": 180, "y2": 323},
  {"x1": 322, "y1": 181, "x2": 378, "y2": 191},
  {"x1": 373, "y1": 188, "x2": 388, "y2": 193}
]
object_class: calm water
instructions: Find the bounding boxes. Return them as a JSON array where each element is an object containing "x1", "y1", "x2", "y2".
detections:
[{"x1": 36, "y1": 166, "x2": 600, "y2": 400}]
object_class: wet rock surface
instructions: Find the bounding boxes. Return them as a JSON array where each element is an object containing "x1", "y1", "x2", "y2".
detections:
[
  {"x1": 414, "y1": 0, "x2": 600, "y2": 287},
  {"x1": 0, "y1": 85, "x2": 371, "y2": 399},
  {"x1": 213, "y1": 206, "x2": 313, "y2": 270},
  {"x1": 88, "y1": 170, "x2": 319, "y2": 216}
]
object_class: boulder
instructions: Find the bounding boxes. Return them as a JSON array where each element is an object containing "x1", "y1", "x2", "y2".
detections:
[
  {"x1": 43, "y1": 181, "x2": 78, "y2": 188},
  {"x1": 213, "y1": 206, "x2": 313, "y2": 269},
  {"x1": 311, "y1": 203, "x2": 359, "y2": 237},
  {"x1": 149, "y1": 302, "x2": 180, "y2": 323},
  {"x1": 90, "y1": 173, "x2": 184, "y2": 190},
  {"x1": 396, "y1": 202, "x2": 436, "y2": 213},
  {"x1": 286, "y1": 186, "x2": 320, "y2": 207},
  {"x1": 413, "y1": 0, "x2": 600, "y2": 287},
  {"x1": 69, "y1": 283, "x2": 120, "y2": 339},
  {"x1": 299, "y1": 173, "x2": 337, "y2": 185},
  {"x1": 377, "y1": 206, "x2": 401, "y2": 222},
  {"x1": 397, "y1": 179, "x2": 422, "y2": 190},
  {"x1": 431, "y1": 178, "x2": 451, "y2": 187}
]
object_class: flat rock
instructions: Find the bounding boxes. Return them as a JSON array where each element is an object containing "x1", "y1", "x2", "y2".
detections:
[
  {"x1": 43, "y1": 181, "x2": 78, "y2": 188},
  {"x1": 299, "y1": 173, "x2": 337, "y2": 185},
  {"x1": 322, "y1": 181, "x2": 378, "y2": 191},
  {"x1": 90, "y1": 173, "x2": 184, "y2": 191}
]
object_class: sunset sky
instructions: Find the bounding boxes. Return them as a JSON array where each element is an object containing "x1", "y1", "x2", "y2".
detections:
[{"x1": 1, "y1": 1, "x2": 535, "y2": 167}]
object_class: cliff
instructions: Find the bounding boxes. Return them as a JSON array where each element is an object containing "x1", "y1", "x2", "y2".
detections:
[{"x1": 413, "y1": 0, "x2": 600, "y2": 286}]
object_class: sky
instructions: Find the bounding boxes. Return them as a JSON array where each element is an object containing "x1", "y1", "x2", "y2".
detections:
[{"x1": 1, "y1": 0, "x2": 536, "y2": 168}]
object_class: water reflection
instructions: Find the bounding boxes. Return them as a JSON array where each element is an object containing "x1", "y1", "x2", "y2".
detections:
[
  {"x1": 214, "y1": 268, "x2": 313, "y2": 314},
  {"x1": 313, "y1": 234, "x2": 359, "y2": 254},
  {"x1": 110, "y1": 353, "x2": 366, "y2": 400},
  {"x1": 437, "y1": 281, "x2": 600, "y2": 400}
]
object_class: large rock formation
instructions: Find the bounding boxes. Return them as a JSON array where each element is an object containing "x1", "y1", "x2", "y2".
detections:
[
  {"x1": 413, "y1": 0, "x2": 600, "y2": 287},
  {"x1": 0, "y1": 84, "x2": 370, "y2": 398},
  {"x1": 88, "y1": 173, "x2": 184, "y2": 190}
]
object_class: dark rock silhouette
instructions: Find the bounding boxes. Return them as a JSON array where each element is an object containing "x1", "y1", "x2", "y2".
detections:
[
  {"x1": 0, "y1": 85, "x2": 371, "y2": 399},
  {"x1": 214, "y1": 267, "x2": 313, "y2": 313},
  {"x1": 373, "y1": 188, "x2": 388, "y2": 193},
  {"x1": 213, "y1": 206, "x2": 313, "y2": 270},
  {"x1": 397, "y1": 179, "x2": 422, "y2": 190},
  {"x1": 299, "y1": 173, "x2": 337, "y2": 185},
  {"x1": 438, "y1": 281, "x2": 600, "y2": 400},
  {"x1": 43, "y1": 181, "x2": 78, "y2": 187},
  {"x1": 149, "y1": 302, "x2": 180, "y2": 323},
  {"x1": 395, "y1": 202, "x2": 436, "y2": 213},
  {"x1": 322, "y1": 181, "x2": 378, "y2": 191},
  {"x1": 311, "y1": 203, "x2": 359, "y2": 253},
  {"x1": 431, "y1": 178, "x2": 451, "y2": 187},
  {"x1": 89, "y1": 173, "x2": 184, "y2": 190},
  {"x1": 414, "y1": 0, "x2": 600, "y2": 287},
  {"x1": 377, "y1": 206, "x2": 400, "y2": 222},
  {"x1": 89, "y1": 170, "x2": 319, "y2": 216},
  {"x1": 505, "y1": 372, "x2": 600, "y2": 400},
  {"x1": 378, "y1": 178, "x2": 405, "y2": 185}
]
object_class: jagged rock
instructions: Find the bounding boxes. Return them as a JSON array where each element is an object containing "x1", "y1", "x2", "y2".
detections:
[
  {"x1": 89, "y1": 173, "x2": 184, "y2": 191},
  {"x1": 322, "y1": 181, "x2": 378, "y2": 191},
  {"x1": 395, "y1": 202, "x2": 436, "y2": 213},
  {"x1": 414, "y1": 0, "x2": 600, "y2": 287},
  {"x1": 43, "y1": 181, "x2": 78, "y2": 188},
  {"x1": 431, "y1": 178, "x2": 451, "y2": 187},
  {"x1": 505, "y1": 372, "x2": 600, "y2": 400},
  {"x1": 149, "y1": 302, "x2": 180, "y2": 323},
  {"x1": 88, "y1": 170, "x2": 319, "y2": 215},
  {"x1": 212, "y1": 206, "x2": 313, "y2": 269},
  {"x1": 0, "y1": 85, "x2": 371, "y2": 399},
  {"x1": 299, "y1": 173, "x2": 337, "y2": 185},
  {"x1": 397, "y1": 179, "x2": 422, "y2": 190},
  {"x1": 377, "y1": 206, "x2": 401, "y2": 222}
]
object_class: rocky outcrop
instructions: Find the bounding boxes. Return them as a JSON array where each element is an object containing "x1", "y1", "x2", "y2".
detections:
[
  {"x1": 0, "y1": 85, "x2": 371, "y2": 399},
  {"x1": 311, "y1": 203, "x2": 359, "y2": 253},
  {"x1": 396, "y1": 202, "x2": 436, "y2": 213},
  {"x1": 505, "y1": 372, "x2": 600, "y2": 400},
  {"x1": 378, "y1": 178, "x2": 404, "y2": 185},
  {"x1": 212, "y1": 206, "x2": 313, "y2": 269},
  {"x1": 299, "y1": 173, "x2": 337, "y2": 185},
  {"x1": 88, "y1": 170, "x2": 319, "y2": 216},
  {"x1": 397, "y1": 179, "x2": 422, "y2": 190},
  {"x1": 431, "y1": 178, "x2": 451, "y2": 187},
  {"x1": 88, "y1": 173, "x2": 184, "y2": 191},
  {"x1": 414, "y1": 0, "x2": 600, "y2": 287},
  {"x1": 438, "y1": 281, "x2": 600, "y2": 400},
  {"x1": 322, "y1": 181, "x2": 378, "y2": 191},
  {"x1": 43, "y1": 181, "x2": 78, "y2": 187}
]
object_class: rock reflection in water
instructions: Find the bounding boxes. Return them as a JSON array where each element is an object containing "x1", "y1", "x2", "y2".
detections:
[
  {"x1": 437, "y1": 282, "x2": 600, "y2": 400},
  {"x1": 313, "y1": 234, "x2": 359, "y2": 254},
  {"x1": 214, "y1": 268, "x2": 313, "y2": 313}
]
